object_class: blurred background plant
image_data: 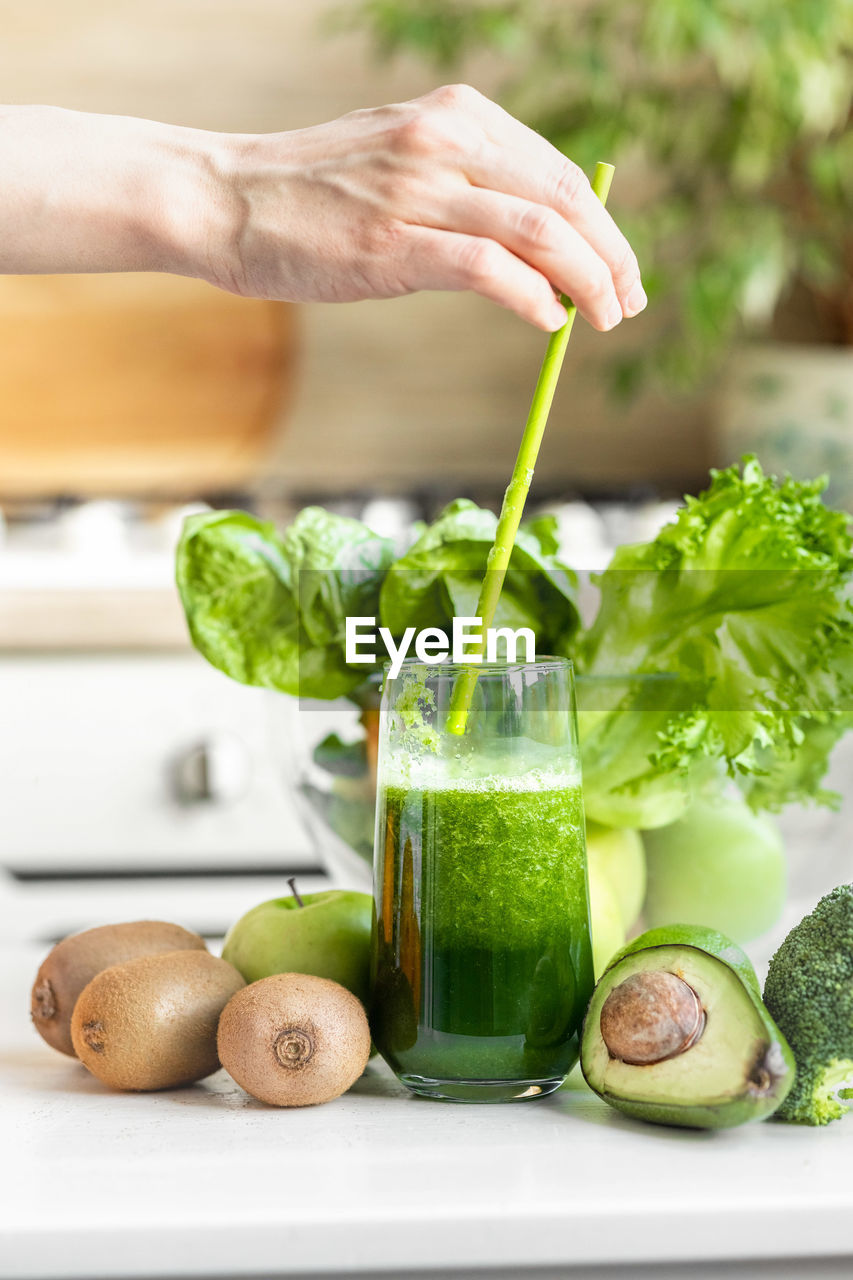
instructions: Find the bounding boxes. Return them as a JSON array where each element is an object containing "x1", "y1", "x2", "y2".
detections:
[{"x1": 340, "y1": 0, "x2": 853, "y2": 397}]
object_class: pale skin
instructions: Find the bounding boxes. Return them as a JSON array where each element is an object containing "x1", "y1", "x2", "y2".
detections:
[{"x1": 0, "y1": 84, "x2": 646, "y2": 333}]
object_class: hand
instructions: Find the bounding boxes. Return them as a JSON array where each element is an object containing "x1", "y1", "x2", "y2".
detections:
[{"x1": 210, "y1": 84, "x2": 646, "y2": 332}]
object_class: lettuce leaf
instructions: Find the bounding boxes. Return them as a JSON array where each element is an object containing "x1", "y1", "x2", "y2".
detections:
[
  {"x1": 738, "y1": 645, "x2": 853, "y2": 811},
  {"x1": 175, "y1": 463, "x2": 853, "y2": 822},
  {"x1": 175, "y1": 507, "x2": 394, "y2": 699},
  {"x1": 379, "y1": 498, "x2": 579, "y2": 653},
  {"x1": 579, "y1": 457, "x2": 853, "y2": 823},
  {"x1": 175, "y1": 499, "x2": 577, "y2": 701},
  {"x1": 576, "y1": 672, "x2": 704, "y2": 828}
]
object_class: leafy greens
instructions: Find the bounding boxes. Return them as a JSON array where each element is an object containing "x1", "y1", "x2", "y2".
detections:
[
  {"x1": 578, "y1": 458, "x2": 853, "y2": 823},
  {"x1": 175, "y1": 458, "x2": 853, "y2": 821},
  {"x1": 176, "y1": 498, "x2": 578, "y2": 700},
  {"x1": 176, "y1": 506, "x2": 394, "y2": 700},
  {"x1": 379, "y1": 498, "x2": 579, "y2": 654}
]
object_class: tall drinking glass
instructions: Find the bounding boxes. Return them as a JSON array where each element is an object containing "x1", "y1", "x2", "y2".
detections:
[{"x1": 370, "y1": 657, "x2": 593, "y2": 1102}]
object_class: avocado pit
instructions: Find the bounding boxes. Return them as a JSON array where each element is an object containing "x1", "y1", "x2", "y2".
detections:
[{"x1": 600, "y1": 970, "x2": 705, "y2": 1066}]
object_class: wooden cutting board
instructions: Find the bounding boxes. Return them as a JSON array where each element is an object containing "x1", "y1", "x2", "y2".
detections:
[{"x1": 0, "y1": 273, "x2": 297, "y2": 498}]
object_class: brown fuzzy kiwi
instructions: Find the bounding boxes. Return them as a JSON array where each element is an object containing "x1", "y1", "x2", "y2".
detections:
[
  {"x1": 31, "y1": 920, "x2": 208, "y2": 1057},
  {"x1": 217, "y1": 973, "x2": 371, "y2": 1107},
  {"x1": 71, "y1": 950, "x2": 245, "y2": 1091}
]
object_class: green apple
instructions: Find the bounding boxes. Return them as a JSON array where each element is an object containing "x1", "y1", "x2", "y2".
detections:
[
  {"x1": 642, "y1": 793, "x2": 786, "y2": 943},
  {"x1": 587, "y1": 862, "x2": 627, "y2": 979},
  {"x1": 221, "y1": 890, "x2": 373, "y2": 1005},
  {"x1": 586, "y1": 822, "x2": 646, "y2": 931}
]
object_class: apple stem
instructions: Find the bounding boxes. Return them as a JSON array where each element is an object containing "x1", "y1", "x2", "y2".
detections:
[{"x1": 287, "y1": 877, "x2": 305, "y2": 908}]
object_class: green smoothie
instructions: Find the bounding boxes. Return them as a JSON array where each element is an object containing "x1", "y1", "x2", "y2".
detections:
[{"x1": 371, "y1": 757, "x2": 594, "y2": 1098}]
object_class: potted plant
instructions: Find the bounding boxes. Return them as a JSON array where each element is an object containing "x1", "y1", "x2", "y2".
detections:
[{"x1": 343, "y1": 0, "x2": 853, "y2": 500}]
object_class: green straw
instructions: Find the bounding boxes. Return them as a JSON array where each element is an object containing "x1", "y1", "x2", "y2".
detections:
[{"x1": 446, "y1": 160, "x2": 615, "y2": 736}]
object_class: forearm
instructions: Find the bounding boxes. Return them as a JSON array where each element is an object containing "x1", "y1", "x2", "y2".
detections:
[
  {"x1": 0, "y1": 105, "x2": 234, "y2": 280},
  {"x1": 0, "y1": 89, "x2": 646, "y2": 332}
]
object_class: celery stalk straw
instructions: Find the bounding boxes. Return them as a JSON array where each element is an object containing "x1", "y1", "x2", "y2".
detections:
[{"x1": 446, "y1": 161, "x2": 615, "y2": 736}]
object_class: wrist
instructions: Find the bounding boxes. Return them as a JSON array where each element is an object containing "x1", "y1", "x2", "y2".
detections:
[
  {"x1": 147, "y1": 121, "x2": 247, "y2": 291},
  {"x1": 0, "y1": 106, "x2": 249, "y2": 281}
]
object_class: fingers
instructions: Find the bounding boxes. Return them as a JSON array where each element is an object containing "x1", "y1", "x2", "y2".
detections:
[
  {"x1": 475, "y1": 137, "x2": 646, "y2": 320},
  {"x1": 436, "y1": 188, "x2": 628, "y2": 332},
  {"x1": 394, "y1": 224, "x2": 570, "y2": 332},
  {"x1": 409, "y1": 85, "x2": 647, "y2": 324}
]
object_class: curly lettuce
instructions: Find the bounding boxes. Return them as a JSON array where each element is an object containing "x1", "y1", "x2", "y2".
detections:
[{"x1": 579, "y1": 458, "x2": 853, "y2": 824}]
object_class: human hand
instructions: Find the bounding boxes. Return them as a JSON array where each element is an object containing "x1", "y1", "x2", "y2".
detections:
[{"x1": 209, "y1": 84, "x2": 646, "y2": 332}]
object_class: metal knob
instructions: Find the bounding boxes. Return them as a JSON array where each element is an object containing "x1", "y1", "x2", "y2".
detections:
[{"x1": 171, "y1": 732, "x2": 251, "y2": 806}]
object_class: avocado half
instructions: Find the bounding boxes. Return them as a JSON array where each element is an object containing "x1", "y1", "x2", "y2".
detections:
[{"x1": 580, "y1": 925, "x2": 795, "y2": 1129}]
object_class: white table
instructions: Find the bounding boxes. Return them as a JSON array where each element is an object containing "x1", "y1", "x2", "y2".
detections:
[{"x1": 2, "y1": 943, "x2": 851, "y2": 1280}]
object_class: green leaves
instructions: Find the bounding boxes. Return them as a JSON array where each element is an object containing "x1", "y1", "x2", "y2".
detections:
[
  {"x1": 176, "y1": 507, "x2": 394, "y2": 700},
  {"x1": 345, "y1": 0, "x2": 853, "y2": 387},
  {"x1": 176, "y1": 461, "x2": 853, "y2": 817},
  {"x1": 330, "y1": 0, "x2": 521, "y2": 65},
  {"x1": 176, "y1": 499, "x2": 578, "y2": 701},
  {"x1": 579, "y1": 457, "x2": 853, "y2": 818},
  {"x1": 379, "y1": 499, "x2": 579, "y2": 653}
]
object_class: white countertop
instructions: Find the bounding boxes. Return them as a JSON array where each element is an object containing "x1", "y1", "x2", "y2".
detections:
[{"x1": 2, "y1": 943, "x2": 852, "y2": 1280}]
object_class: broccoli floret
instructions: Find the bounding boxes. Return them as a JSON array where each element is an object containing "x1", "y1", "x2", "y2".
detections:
[{"x1": 763, "y1": 883, "x2": 853, "y2": 1125}]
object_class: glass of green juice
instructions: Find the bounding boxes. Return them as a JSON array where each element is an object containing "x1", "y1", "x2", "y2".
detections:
[{"x1": 370, "y1": 657, "x2": 593, "y2": 1103}]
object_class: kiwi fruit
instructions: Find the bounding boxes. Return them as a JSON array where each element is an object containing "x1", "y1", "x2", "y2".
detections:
[
  {"x1": 71, "y1": 950, "x2": 245, "y2": 1091},
  {"x1": 217, "y1": 973, "x2": 371, "y2": 1107},
  {"x1": 31, "y1": 920, "x2": 208, "y2": 1057}
]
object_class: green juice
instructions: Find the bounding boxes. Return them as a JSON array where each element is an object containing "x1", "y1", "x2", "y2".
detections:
[{"x1": 371, "y1": 762, "x2": 594, "y2": 1100}]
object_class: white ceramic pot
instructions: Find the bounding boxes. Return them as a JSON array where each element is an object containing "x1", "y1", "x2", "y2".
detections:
[{"x1": 714, "y1": 342, "x2": 853, "y2": 511}]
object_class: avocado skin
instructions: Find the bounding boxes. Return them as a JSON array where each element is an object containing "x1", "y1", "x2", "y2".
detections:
[
  {"x1": 581, "y1": 926, "x2": 796, "y2": 1129},
  {"x1": 593, "y1": 1079, "x2": 790, "y2": 1131},
  {"x1": 604, "y1": 924, "x2": 761, "y2": 996}
]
